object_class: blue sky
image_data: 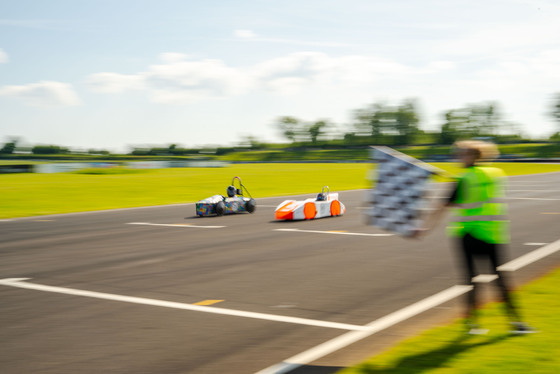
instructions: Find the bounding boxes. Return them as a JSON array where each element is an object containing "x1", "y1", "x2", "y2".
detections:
[{"x1": 1, "y1": 0, "x2": 559, "y2": 152}]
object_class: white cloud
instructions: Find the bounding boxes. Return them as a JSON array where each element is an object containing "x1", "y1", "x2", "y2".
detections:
[
  {"x1": 159, "y1": 52, "x2": 190, "y2": 63},
  {"x1": 234, "y1": 29, "x2": 256, "y2": 39},
  {"x1": 252, "y1": 52, "x2": 416, "y2": 94},
  {"x1": 85, "y1": 52, "x2": 418, "y2": 102},
  {"x1": 0, "y1": 48, "x2": 7, "y2": 63},
  {"x1": 426, "y1": 60, "x2": 456, "y2": 71},
  {"x1": 465, "y1": 47, "x2": 560, "y2": 94},
  {"x1": 86, "y1": 55, "x2": 251, "y2": 103},
  {"x1": 438, "y1": 15, "x2": 560, "y2": 61},
  {"x1": 145, "y1": 57, "x2": 250, "y2": 103},
  {"x1": 80, "y1": 48, "x2": 556, "y2": 139},
  {"x1": 252, "y1": 52, "x2": 330, "y2": 93},
  {"x1": 86, "y1": 72, "x2": 145, "y2": 93},
  {"x1": 0, "y1": 81, "x2": 81, "y2": 106},
  {"x1": 528, "y1": 49, "x2": 560, "y2": 79}
]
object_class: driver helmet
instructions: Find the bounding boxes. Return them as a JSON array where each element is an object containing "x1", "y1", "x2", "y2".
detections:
[
  {"x1": 227, "y1": 185, "x2": 236, "y2": 197},
  {"x1": 316, "y1": 193, "x2": 326, "y2": 201}
]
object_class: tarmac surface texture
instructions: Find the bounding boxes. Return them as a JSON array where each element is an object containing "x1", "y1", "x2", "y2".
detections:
[{"x1": 1, "y1": 172, "x2": 559, "y2": 374}]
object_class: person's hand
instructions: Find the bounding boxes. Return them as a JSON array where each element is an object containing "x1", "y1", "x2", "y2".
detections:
[{"x1": 409, "y1": 227, "x2": 429, "y2": 239}]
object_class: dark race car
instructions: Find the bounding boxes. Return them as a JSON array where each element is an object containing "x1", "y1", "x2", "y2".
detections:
[{"x1": 196, "y1": 176, "x2": 256, "y2": 217}]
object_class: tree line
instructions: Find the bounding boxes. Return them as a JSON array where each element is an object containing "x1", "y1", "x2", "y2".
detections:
[
  {"x1": 0, "y1": 141, "x2": 111, "y2": 155},
  {"x1": 276, "y1": 95, "x2": 560, "y2": 147},
  {"x1": 2, "y1": 94, "x2": 560, "y2": 156}
]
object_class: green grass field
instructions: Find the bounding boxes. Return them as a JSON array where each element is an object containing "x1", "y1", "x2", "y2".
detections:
[
  {"x1": 1, "y1": 163, "x2": 560, "y2": 219},
  {"x1": 339, "y1": 266, "x2": 560, "y2": 374},
  {"x1": 0, "y1": 164, "x2": 369, "y2": 219}
]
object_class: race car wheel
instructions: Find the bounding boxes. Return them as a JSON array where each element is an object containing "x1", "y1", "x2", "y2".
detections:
[
  {"x1": 246, "y1": 198, "x2": 256, "y2": 213},
  {"x1": 330, "y1": 200, "x2": 341, "y2": 216},
  {"x1": 303, "y1": 202, "x2": 317, "y2": 219},
  {"x1": 216, "y1": 201, "x2": 225, "y2": 216}
]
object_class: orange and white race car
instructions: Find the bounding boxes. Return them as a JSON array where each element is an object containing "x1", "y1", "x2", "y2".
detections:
[{"x1": 275, "y1": 186, "x2": 346, "y2": 220}]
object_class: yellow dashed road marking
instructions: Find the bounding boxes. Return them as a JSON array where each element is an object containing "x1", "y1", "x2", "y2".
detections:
[
  {"x1": 193, "y1": 300, "x2": 224, "y2": 306},
  {"x1": 127, "y1": 222, "x2": 225, "y2": 229}
]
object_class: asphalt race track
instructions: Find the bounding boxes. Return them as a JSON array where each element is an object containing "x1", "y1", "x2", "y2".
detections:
[{"x1": 1, "y1": 172, "x2": 560, "y2": 374}]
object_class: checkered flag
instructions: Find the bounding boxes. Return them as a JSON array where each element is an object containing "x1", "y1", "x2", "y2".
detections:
[{"x1": 365, "y1": 146, "x2": 445, "y2": 237}]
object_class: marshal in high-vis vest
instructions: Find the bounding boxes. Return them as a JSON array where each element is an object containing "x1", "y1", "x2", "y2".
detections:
[
  {"x1": 415, "y1": 140, "x2": 536, "y2": 335},
  {"x1": 448, "y1": 165, "x2": 509, "y2": 245}
]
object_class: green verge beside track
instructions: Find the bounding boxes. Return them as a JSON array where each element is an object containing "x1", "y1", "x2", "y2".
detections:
[
  {"x1": 339, "y1": 267, "x2": 560, "y2": 374},
  {"x1": 0, "y1": 164, "x2": 367, "y2": 219},
  {"x1": 1, "y1": 163, "x2": 560, "y2": 219}
]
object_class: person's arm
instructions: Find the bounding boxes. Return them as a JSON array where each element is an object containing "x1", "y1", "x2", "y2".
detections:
[{"x1": 413, "y1": 181, "x2": 459, "y2": 237}]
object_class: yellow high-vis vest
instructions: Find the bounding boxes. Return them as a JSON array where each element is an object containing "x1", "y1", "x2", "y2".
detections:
[{"x1": 447, "y1": 166, "x2": 509, "y2": 244}]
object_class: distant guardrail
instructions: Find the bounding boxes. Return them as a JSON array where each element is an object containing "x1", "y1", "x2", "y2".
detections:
[
  {"x1": 0, "y1": 161, "x2": 229, "y2": 174},
  {"x1": 0, "y1": 164, "x2": 34, "y2": 173}
]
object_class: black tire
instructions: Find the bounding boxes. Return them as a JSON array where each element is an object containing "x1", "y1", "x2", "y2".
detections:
[
  {"x1": 216, "y1": 201, "x2": 225, "y2": 216},
  {"x1": 246, "y1": 198, "x2": 256, "y2": 213}
]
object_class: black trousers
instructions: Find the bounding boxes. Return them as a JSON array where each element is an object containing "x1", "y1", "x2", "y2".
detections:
[{"x1": 458, "y1": 233, "x2": 520, "y2": 321}]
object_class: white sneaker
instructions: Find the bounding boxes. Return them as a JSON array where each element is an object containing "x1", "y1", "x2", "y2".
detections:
[
  {"x1": 466, "y1": 322, "x2": 488, "y2": 335},
  {"x1": 510, "y1": 322, "x2": 538, "y2": 335},
  {"x1": 468, "y1": 327, "x2": 489, "y2": 335}
]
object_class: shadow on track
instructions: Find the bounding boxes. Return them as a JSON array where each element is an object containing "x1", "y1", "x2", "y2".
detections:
[
  {"x1": 289, "y1": 365, "x2": 345, "y2": 374},
  {"x1": 335, "y1": 332, "x2": 513, "y2": 373}
]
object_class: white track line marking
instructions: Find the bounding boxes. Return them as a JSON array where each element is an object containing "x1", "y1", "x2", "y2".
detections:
[
  {"x1": 0, "y1": 203, "x2": 194, "y2": 222},
  {"x1": 0, "y1": 278, "x2": 364, "y2": 331},
  {"x1": 127, "y1": 222, "x2": 225, "y2": 229},
  {"x1": 524, "y1": 242, "x2": 548, "y2": 246},
  {"x1": 275, "y1": 228, "x2": 393, "y2": 237},
  {"x1": 508, "y1": 190, "x2": 560, "y2": 192},
  {"x1": 508, "y1": 197, "x2": 560, "y2": 201},
  {"x1": 498, "y1": 238, "x2": 560, "y2": 272},
  {"x1": 255, "y1": 285, "x2": 472, "y2": 374},
  {"x1": 257, "y1": 238, "x2": 560, "y2": 373},
  {"x1": 472, "y1": 274, "x2": 498, "y2": 283}
]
